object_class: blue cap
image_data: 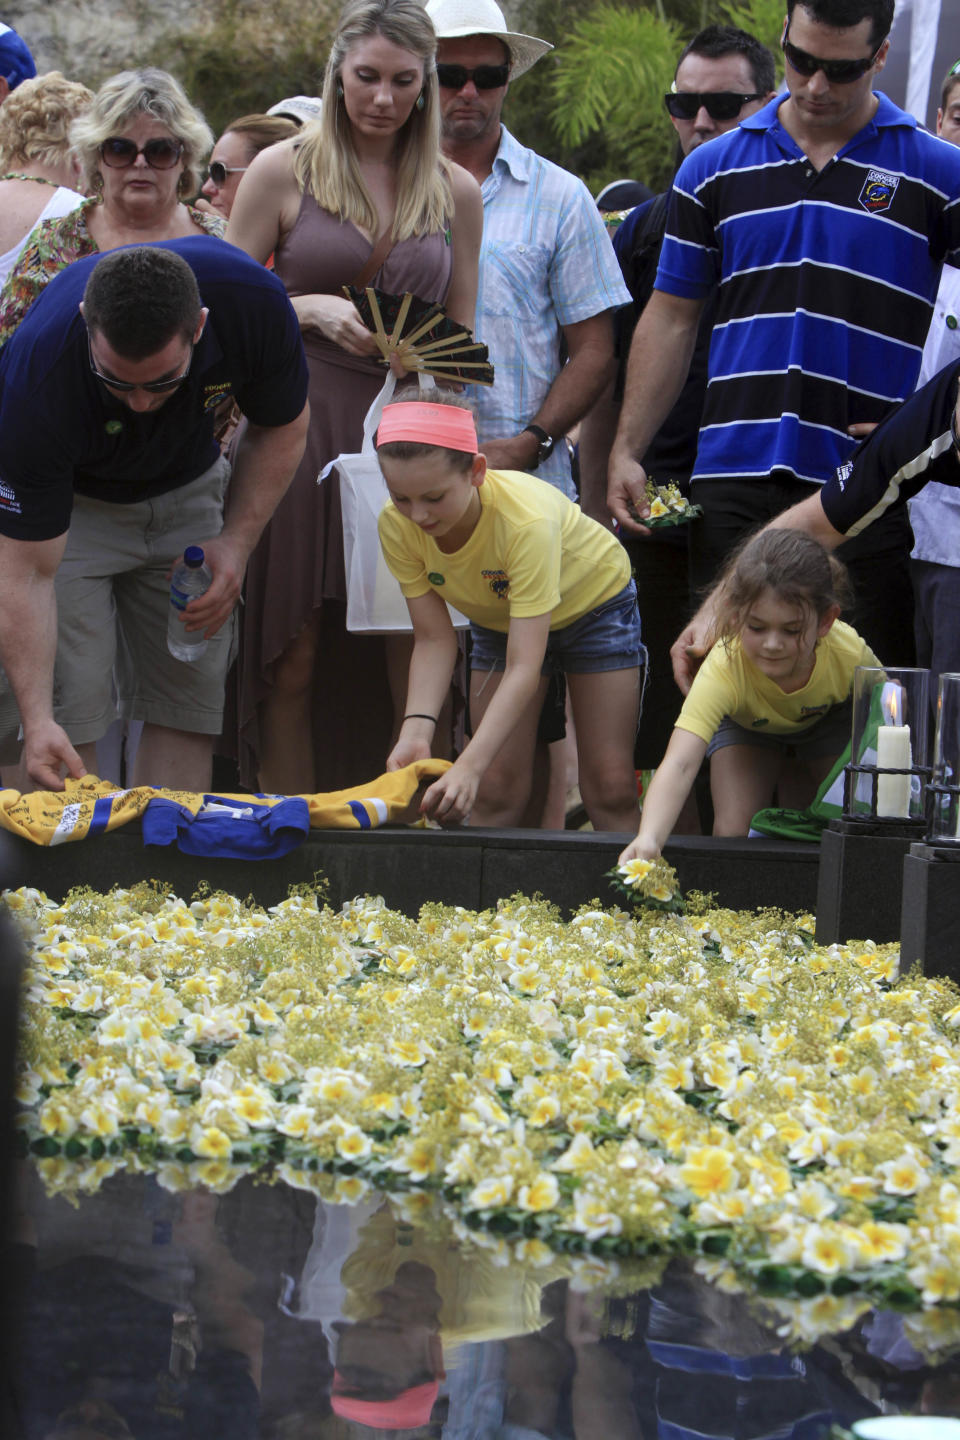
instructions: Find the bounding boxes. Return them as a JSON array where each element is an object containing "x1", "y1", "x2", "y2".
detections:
[
  {"x1": 0, "y1": 25, "x2": 36, "y2": 91},
  {"x1": 184, "y1": 545, "x2": 205, "y2": 566}
]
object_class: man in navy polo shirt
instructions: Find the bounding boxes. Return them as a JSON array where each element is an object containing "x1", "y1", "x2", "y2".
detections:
[
  {"x1": 0, "y1": 240, "x2": 309, "y2": 792},
  {"x1": 608, "y1": 0, "x2": 960, "y2": 666}
]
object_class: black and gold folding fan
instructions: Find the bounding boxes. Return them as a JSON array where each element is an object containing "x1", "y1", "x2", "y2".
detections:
[{"x1": 343, "y1": 285, "x2": 495, "y2": 385}]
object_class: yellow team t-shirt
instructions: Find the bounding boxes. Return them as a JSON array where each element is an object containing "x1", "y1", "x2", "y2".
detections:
[
  {"x1": 676, "y1": 620, "x2": 880, "y2": 744},
  {"x1": 377, "y1": 467, "x2": 630, "y2": 633}
]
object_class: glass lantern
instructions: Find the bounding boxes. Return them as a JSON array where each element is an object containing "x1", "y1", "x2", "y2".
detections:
[
  {"x1": 844, "y1": 666, "x2": 931, "y2": 822},
  {"x1": 927, "y1": 672, "x2": 960, "y2": 844}
]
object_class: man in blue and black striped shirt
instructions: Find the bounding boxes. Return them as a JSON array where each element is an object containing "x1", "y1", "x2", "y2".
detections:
[{"x1": 609, "y1": 0, "x2": 960, "y2": 665}]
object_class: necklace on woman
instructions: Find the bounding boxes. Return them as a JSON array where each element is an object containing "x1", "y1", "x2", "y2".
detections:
[{"x1": 2, "y1": 171, "x2": 60, "y2": 187}]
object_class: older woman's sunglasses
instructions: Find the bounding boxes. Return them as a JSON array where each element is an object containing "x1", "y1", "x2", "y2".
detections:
[
  {"x1": 99, "y1": 136, "x2": 184, "y2": 169},
  {"x1": 435, "y1": 63, "x2": 509, "y2": 91}
]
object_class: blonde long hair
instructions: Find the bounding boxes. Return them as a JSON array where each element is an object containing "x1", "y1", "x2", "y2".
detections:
[{"x1": 295, "y1": 0, "x2": 451, "y2": 241}]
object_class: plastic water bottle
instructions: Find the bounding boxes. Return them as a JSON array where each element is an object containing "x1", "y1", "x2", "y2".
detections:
[{"x1": 167, "y1": 546, "x2": 211, "y2": 662}]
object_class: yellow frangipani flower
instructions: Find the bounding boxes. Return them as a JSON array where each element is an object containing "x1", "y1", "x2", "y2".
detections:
[
  {"x1": 467, "y1": 1175, "x2": 514, "y2": 1209},
  {"x1": 191, "y1": 1125, "x2": 233, "y2": 1160},
  {"x1": 878, "y1": 1152, "x2": 931, "y2": 1195},
  {"x1": 552, "y1": 1133, "x2": 599, "y2": 1175},
  {"x1": 517, "y1": 1174, "x2": 560, "y2": 1212},
  {"x1": 680, "y1": 1146, "x2": 737, "y2": 1199},
  {"x1": 618, "y1": 858, "x2": 653, "y2": 885}
]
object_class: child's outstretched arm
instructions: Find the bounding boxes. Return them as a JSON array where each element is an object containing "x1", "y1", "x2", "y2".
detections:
[
  {"x1": 618, "y1": 727, "x2": 707, "y2": 863},
  {"x1": 421, "y1": 613, "x2": 550, "y2": 825},
  {"x1": 386, "y1": 591, "x2": 459, "y2": 771}
]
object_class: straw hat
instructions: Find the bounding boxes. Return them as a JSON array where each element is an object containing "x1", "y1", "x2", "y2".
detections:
[{"x1": 425, "y1": 0, "x2": 553, "y2": 78}]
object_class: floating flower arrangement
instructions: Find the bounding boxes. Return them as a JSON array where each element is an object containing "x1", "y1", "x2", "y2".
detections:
[{"x1": 8, "y1": 870, "x2": 960, "y2": 1343}]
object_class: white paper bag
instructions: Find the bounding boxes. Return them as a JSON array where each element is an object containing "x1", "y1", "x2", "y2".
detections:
[{"x1": 319, "y1": 374, "x2": 469, "y2": 634}]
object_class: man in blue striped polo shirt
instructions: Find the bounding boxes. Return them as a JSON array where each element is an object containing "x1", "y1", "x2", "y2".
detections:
[{"x1": 609, "y1": 0, "x2": 960, "y2": 665}]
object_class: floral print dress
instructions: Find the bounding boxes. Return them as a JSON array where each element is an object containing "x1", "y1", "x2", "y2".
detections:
[{"x1": 0, "y1": 197, "x2": 225, "y2": 347}]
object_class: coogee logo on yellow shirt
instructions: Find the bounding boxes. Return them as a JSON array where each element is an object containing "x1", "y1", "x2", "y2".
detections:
[{"x1": 482, "y1": 569, "x2": 509, "y2": 599}]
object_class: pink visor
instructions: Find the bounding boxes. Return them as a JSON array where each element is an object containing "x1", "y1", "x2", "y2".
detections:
[
  {"x1": 330, "y1": 1374, "x2": 440, "y2": 1428},
  {"x1": 377, "y1": 401, "x2": 478, "y2": 454}
]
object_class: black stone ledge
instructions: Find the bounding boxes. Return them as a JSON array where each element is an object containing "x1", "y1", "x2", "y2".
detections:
[{"x1": 7, "y1": 826, "x2": 820, "y2": 918}]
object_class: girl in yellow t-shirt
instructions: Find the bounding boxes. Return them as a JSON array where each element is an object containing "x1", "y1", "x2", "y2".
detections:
[
  {"x1": 619, "y1": 529, "x2": 880, "y2": 862},
  {"x1": 376, "y1": 391, "x2": 644, "y2": 830}
]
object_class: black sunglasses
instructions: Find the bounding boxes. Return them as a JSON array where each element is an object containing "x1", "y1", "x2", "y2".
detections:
[
  {"x1": 436, "y1": 62, "x2": 509, "y2": 91},
  {"x1": 664, "y1": 90, "x2": 764, "y2": 121},
  {"x1": 207, "y1": 159, "x2": 248, "y2": 185},
  {"x1": 87, "y1": 332, "x2": 194, "y2": 394},
  {"x1": 781, "y1": 24, "x2": 886, "y2": 83},
  {"x1": 99, "y1": 136, "x2": 184, "y2": 169}
]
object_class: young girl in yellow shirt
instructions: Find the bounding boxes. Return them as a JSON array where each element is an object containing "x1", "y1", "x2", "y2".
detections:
[
  {"x1": 619, "y1": 529, "x2": 879, "y2": 863},
  {"x1": 376, "y1": 391, "x2": 644, "y2": 830}
]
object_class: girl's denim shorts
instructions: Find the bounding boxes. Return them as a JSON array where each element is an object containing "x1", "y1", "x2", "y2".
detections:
[{"x1": 470, "y1": 580, "x2": 646, "y2": 676}]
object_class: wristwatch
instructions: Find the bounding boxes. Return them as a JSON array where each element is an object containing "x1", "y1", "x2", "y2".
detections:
[{"x1": 523, "y1": 423, "x2": 555, "y2": 469}]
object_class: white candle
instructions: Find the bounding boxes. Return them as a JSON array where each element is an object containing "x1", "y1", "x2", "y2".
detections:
[
  {"x1": 876, "y1": 723, "x2": 912, "y2": 817},
  {"x1": 853, "y1": 1420, "x2": 960, "y2": 1438}
]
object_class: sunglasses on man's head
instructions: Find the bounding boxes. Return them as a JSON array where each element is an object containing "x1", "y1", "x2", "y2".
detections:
[
  {"x1": 99, "y1": 136, "x2": 184, "y2": 169},
  {"x1": 207, "y1": 160, "x2": 248, "y2": 185},
  {"x1": 781, "y1": 26, "x2": 886, "y2": 83},
  {"x1": 435, "y1": 62, "x2": 509, "y2": 91},
  {"x1": 664, "y1": 90, "x2": 764, "y2": 121}
]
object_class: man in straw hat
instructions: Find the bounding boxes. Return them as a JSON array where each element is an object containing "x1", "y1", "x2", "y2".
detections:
[
  {"x1": 426, "y1": 0, "x2": 630, "y2": 827},
  {"x1": 426, "y1": 0, "x2": 629, "y2": 500}
]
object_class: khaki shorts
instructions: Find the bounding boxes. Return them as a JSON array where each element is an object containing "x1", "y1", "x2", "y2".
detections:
[
  {"x1": 52, "y1": 456, "x2": 236, "y2": 745},
  {"x1": 0, "y1": 667, "x2": 22, "y2": 767}
]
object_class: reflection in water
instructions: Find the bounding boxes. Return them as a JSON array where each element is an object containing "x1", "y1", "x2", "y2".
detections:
[{"x1": 9, "y1": 1170, "x2": 960, "y2": 1438}]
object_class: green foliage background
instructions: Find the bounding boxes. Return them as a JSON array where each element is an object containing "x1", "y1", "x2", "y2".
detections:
[{"x1": 132, "y1": 0, "x2": 784, "y2": 197}]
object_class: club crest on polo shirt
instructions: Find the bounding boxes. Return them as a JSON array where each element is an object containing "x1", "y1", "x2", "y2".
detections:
[
  {"x1": 482, "y1": 568, "x2": 509, "y2": 599},
  {"x1": 858, "y1": 169, "x2": 900, "y2": 215},
  {"x1": 202, "y1": 381, "x2": 233, "y2": 412}
]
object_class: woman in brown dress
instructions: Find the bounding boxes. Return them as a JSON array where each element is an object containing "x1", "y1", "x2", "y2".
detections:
[{"x1": 226, "y1": 0, "x2": 482, "y2": 794}]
